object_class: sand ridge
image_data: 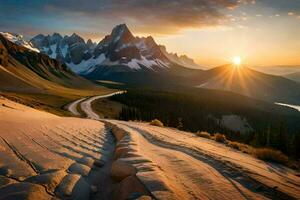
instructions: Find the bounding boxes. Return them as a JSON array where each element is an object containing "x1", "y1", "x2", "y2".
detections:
[
  {"x1": 0, "y1": 97, "x2": 115, "y2": 199},
  {"x1": 1, "y1": 95, "x2": 300, "y2": 199}
]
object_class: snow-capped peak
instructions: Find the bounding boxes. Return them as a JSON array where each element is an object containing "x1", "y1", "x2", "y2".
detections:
[
  {"x1": 110, "y1": 24, "x2": 135, "y2": 44},
  {"x1": 28, "y1": 24, "x2": 199, "y2": 79},
  {"x1": 0, "y1": 32, "x2": 40, "y2": 52}
]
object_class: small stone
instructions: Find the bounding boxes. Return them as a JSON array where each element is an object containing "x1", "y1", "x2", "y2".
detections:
[{"x1": 93, "y1": 160, "x2": 105, "y2": 167}]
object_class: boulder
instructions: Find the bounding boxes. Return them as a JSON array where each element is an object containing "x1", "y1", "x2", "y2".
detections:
[{"x1": 111, "y1": 159, "x2": 136, "y2": 181}]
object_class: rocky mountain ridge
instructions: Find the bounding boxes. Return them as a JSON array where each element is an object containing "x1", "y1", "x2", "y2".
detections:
[{"x1": 29, "y1": 24, "x2": 200, "y2": 75}]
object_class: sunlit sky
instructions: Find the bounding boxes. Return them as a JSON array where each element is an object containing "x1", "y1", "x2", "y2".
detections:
[{"x1": 0, "y1": 0, "x2": 299, "y2": 67}]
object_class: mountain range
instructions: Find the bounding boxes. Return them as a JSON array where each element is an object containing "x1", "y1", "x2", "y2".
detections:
[
  {"x1": 29, "y1": 24, "x2": 200, "y2": 77},
  {"x1": 1, "y1": 24, "x2": 300, "y2": 104},
  {"x1": 1, "y1": 26, "x2": 300, "y2": 133},
  {"x1": 0, "y1": 32, "x2": 108, "y2": 113}
]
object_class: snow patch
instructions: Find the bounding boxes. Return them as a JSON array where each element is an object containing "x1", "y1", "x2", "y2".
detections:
[
  {"x1": 61, "y1": 44, "x2": 69, "y2": 57},
  {"x1": 67, "y1": 54, "x2": 106, "y2": 73},
  {"x1": 135, "y1": 40, "x2": 147, "y2": 52},
  {"x1": 275, "y1": 102, "x2": 300, "y2": 112},
  {"x1": 49, "y1": 44, "x2": 57, "y2": 58},
  {"x1": 127, "y1": 59, "x2": 142, "y2": 70},
  {"x1": 0, "y1": 32, "x2": 40, "y2": 52},
  {"x1": 126, "y1": 56, "x2": 169, "y2": 70}
]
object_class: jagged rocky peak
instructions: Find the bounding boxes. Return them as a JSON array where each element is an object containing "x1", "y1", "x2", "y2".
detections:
[
  {"x1": 30, "y1": 34, "x2": 48, "y2": 48},
  {"x1": 29, "y1": 24, "x2": 200, "y2": 76},
  {"x1": 159, "y1": 45, "x2": 199, "y2": 68},
  {"x1": 86, "y1": 39, "x2": 96, "y2": 49},
  {"x1": 110, "y1": 23, "x2": 135, "y2": 44},
  {"x1": 49, "y1": 33, "x2": 63, "y2": 44},
  {"x1": 30, "y1": 32, "x2": 90, "y2": 66},
  {"x1": 68, "y1": 33, "x2": 85, "y2": 45}
]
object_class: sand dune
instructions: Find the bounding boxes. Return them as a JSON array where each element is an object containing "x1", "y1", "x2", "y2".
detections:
[
  {"x1": 1, "y1": 95, "x2": 300, "y2": 199},
  {"x1": 0, "y1": 97, "x2": 115, "y2": 199},
  {"x1": 104, "y1": 120, "x2": 299, "y2": 200}
]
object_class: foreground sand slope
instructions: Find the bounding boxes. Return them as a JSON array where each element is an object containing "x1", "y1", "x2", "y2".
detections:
[
  {"x1": 107, "y1": 120, "x2": 300, "y2": 200},
  {"x1": 0, "y1": 97, "x2": 115, "y2": 199},
  {"x1": 1, "y1": 94, "x2": 300, "y2": 200}
]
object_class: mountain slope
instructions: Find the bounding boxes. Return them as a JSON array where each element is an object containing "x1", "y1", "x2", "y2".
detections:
[
  {"x1": 30, "y1": 24, "x2": 201, "y2": 84},
  {"x1": 29, "y1": 26, "x2": 300, "y2": 104},
  {"x1": 0, "y1": 33, "x2": 107, "y2": 92},
  {"x1": 159, "y1": 45, "x2": 202, "y2": 69},
  {"x1": 284, "y1": 72, "x2": 300, "y2": 83},
  {"x1": 0, "y1": 32, "x2": 39, "y2": 52},
  {"x1": 1, "y1": 96, "x2": 300, "y2": 200},
  {"x1": 194, "y1": 65, "x2": 300, "y2": 104},
  {"x1": 0, "y1": 32, "x2": 113, "y2": 115}
]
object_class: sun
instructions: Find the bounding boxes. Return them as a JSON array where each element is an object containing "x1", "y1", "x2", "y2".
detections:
[{"x1": 233, "y1": 56, "x2": 242, "y2": 66}]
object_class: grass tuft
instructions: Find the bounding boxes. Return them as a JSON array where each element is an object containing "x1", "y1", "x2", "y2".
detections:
[
  {"x1": 149, "y1": 119, "x2": 164, "y2": 127},
  {"x1": 195, "y1": 131, "x2": 211, "y2": 139},
  {"x1": 227, "y1": 141, "x2": 252, "y2": 154},
  {"x1": 252, "y1": 148, "x2": 289, "y2": 165},
  {"x1": 214, "y1": 133, "x2": 227, "y2": 143}
]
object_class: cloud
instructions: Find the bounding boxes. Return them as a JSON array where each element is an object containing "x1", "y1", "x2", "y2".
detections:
[
  {"x1": 258, "y1": 0, "x2": 300, "y2": 13},
  {"x1": 2, "y1": 0, "x2": 297, "y2": 37},
  {"x1": 43, "y1": 0, "x2": 253, "y2": 34}
]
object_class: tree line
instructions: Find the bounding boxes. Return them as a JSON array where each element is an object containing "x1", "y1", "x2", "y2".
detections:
[{"x1": 110, "y1": 89, "x2": 300, "y2": 158}]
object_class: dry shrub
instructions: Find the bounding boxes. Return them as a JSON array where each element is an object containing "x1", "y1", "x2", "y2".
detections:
[
  {"x1": 195, "y1": 131, "x2": 211, "y2": 139},
  {"x1": 252, "y1": 148, "x2": 289, "y2": 165},
  {"x1": 214, "y1": 133, "x2": 227, "y2": 143},
  {"x1": 228, "y1": 141, "x2": 252, "y2": 154},
  {"x1": 149, "y1": 119, "x2": 164, "y2": 127}
]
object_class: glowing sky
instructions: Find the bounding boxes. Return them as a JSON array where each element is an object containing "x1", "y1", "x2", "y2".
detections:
[{"x1": 0, "y1": 0, "x2": 299, "y2": 67}]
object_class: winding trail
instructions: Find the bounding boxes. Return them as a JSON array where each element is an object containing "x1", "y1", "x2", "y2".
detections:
[
  {"x1": 67, "y1": 97, "x2": 87, "y2": 116},
  {"x1": 66, "y1": 93, "x2": 300, "y2": 200},
  {"x1": 67, "y1": 91, "x2": 124, "y2": 119}
]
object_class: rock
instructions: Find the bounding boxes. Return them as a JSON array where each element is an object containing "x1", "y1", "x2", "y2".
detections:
[
  {"x1": 0, "y1": 182, "x2": 51, "y2": 200},
  {"x1": 78, "y1": 156, "x2": 94, "y2": 167},
  {"x1": 25, "y1": 170, "x2": 66, "y2": 193},
  {"x1": 114, "y1": 147, "x2": 129, "y2": 159},
  {"x1": 111, "y1": 160, "x2": 136, "y2": 181},
  {"x1": 93, "y1": 159, "x2": 105, "y2": 168},
  {"x1": 113, "y1": 175, "x2": 149, "y2": 200},
  {"x1": 111, "y1": 127, "x2": 127, "y2": 141},
  {"x1": 55, "y1": 174, "x2": 90, "y2": 199},
  {"x1": 67, "y1": 162, "x2": 90, "y2": 177}
]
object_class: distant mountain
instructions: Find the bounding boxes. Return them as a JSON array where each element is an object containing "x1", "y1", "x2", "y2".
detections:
[
  {"x1": 159, "y1": 45, "x2": 201, "y2": 69},
  {"x1": 284, "y1": 72, "x2": 300, "y2": 83},
  {"x1": 193, "y1": 65, "x2": 300, "y2": 104},
  {"x1": 14, "y1": 24, "x2": 300, "y2": 105},
  {"x1": 0, "y1": 32, "x2": 101, "y2": 94},
  {"x1": 30, "y1": 24, "x2": 200, "y2": 82},
  {"x1": 250, "y1": 65, "x2": 300, "y2": 76}
]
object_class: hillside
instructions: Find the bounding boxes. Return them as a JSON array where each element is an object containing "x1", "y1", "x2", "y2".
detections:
[
  {"x1": 29, "y1": 26, "x2": 300, "y2": 105},
  {"x1": 0, "y1": 33, "x2": 113, "y2": 115},
  {"x1": 284, "y1": 72, "x2": 300, "y2": 83},
  {"x1": 193, "y1": 65, "x2": 300, "y2": 104}
]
